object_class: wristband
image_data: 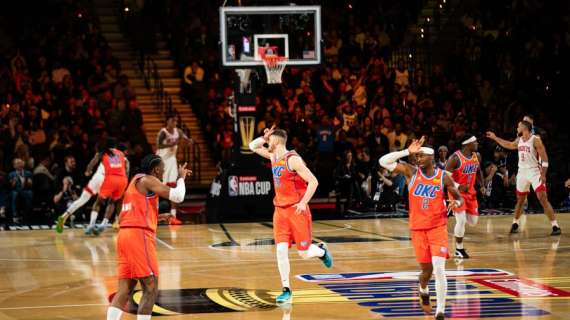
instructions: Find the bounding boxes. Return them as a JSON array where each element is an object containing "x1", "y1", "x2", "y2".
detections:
[{"x1": 541, "y1": 162, "x2": 549, "y2": 168}]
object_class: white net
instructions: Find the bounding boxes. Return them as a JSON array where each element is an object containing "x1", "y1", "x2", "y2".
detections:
[{"x1": 262, "y1": 55, "x2": 287, "y2": 84}]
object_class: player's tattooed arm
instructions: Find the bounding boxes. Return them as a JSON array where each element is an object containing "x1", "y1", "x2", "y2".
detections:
[
  {"x1": 445, "y1": 154, "x2": 468, "y2": 192},
  {"x1": 140, "y1": 163, "x2": 191, "y2": 201},
  {"x1": 85, "y1": 152, "x2": 102, "y2": 176},
  {"x1": 476, "y1": 152, "x2": 486, "y2": 193},
  {"x1": 486, "y1": 131, "x2": 519, "y2": 150},
  {"x1": 534, "y1": 136, "x2": 549, "y2": 182},
  {"x1": 444, "y1": 172, "x2": 463, "y2": 210},
  {"x1": 289, "y1": 156, "x2": 318, "y2": 214}
]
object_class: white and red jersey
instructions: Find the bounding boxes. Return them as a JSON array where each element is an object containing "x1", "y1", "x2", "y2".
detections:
[
  {"x1": 517, "y1": 135, "x2": 539, "y2": 169},
  {"x1": 156, "y1": 127, "x2": 179, "y2": 158}
]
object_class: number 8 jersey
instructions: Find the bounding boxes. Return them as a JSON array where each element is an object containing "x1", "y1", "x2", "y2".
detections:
[{"x1": 408, "y1": 168, "x2": 447, "y2": 230}]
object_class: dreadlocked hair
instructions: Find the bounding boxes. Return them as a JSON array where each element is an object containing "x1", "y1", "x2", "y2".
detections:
[{"x1": 141, "y1": 154, "x2": 162, "y2": 174}]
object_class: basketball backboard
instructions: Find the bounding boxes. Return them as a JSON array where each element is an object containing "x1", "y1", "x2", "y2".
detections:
[{"x1": 220, "y1": 6, "x2": 322, "y2": 67}]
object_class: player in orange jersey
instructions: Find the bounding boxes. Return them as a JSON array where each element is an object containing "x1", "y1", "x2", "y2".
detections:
[
  {"x1": 89, "y1": 138, "x2": 129, "y2": 235},
  {"x1": 106, "y1": 154, "x2": 190, "y2": 320},
  {"x1": 250, "y1": 125, "x2": 333, "y2": 304},
  {"x1": 445, "y1": 134, "x2": 485, "y2": 259},
  {"x1": 380, "y1": 136, "x2": 463, "y2": 320}
]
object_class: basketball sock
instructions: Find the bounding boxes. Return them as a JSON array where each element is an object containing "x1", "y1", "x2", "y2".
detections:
[
  {"x1": 432, "y1": 256, "x2": 447, "y2": 315},
  {"x1": 66, "y1": 191, "x2": 92, "y2": 216},
  {"x1": 454, "y1": 212, "x2": 466, "y2": 238},
  {"x1": 306, "y1": 244, "x2": 325, "y2": 258},
  {"x1": 276, "y1": 242, "x2": 290, "y2": 288},
  {"x1": 418, "y1": 285, "x2": 429, "y2": 294},
  {"x1": 106, "y1": 306, "x2": 123, "y2": 320},
  {"x1": 89, "y1": 211, "x2": 98, "y2": 227},
  {"x1": 170, "y1": 208, "x2": 177, "y2": 217},
  {"x1": 102, "y1": 218, "x2": 109, "y2": 226},
  {"x1": 455, "y1": 241, "x2": 464, "y2": 250},
  {"x1": 551, "y1": 220, "x2": 559, "y2": 227},
  {"x1": 137, "y1": 315, "x2": 151, "y2": 320}
]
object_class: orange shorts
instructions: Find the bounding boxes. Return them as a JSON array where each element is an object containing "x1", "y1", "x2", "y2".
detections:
[
  {"x1": 117, "y1": 228, "x2": 159, "y2": 279},
  {"x1": 100, "y1": 175, "x2": 128, "y2": 200},
  {"x1": 273, "y1": 206, "x2": 312, "y2": 250},
  {"x1": 411, "y1": 224, "x2": 449, "y2": 263},
  {"x1": 450, "y1": 192, "x2": 479, "y2": 215}
]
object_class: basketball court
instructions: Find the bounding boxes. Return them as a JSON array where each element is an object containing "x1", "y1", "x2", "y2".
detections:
[{"x1": 0, "y1": 214, "x2": 568, "y2": 319}]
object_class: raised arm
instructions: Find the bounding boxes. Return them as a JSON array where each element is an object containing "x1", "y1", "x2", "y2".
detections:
[
  {"x1": 248, "y1": 125, "x2": 275, "y2": 160},
  {"x1": 379, "y1": 136, "x2": 424, "y2": 182},
  {"x1": 486, "y1": 131, "x2": 519, "y2": 150},
  {"x1": 534, "y1": 136, "x2": 549, "y2": 182},
  {"x1": 85, "y1": 152, "x2": 102, "y2": 176},
  {"x1": 289, "y1": 156, "x2": 319, "y2": 214},
  {"x1": 141, "y1": 163, "x2": 191, "y2": 203}
]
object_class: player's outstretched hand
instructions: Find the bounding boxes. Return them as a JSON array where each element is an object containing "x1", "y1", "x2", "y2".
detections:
[
  {"x1": 294, "y1": 201, "x2": 307, "y2": 215},
  {"x1": 263, "y1": 124, "x2": 276, "y2": 141},
  {"x1": 178, "y1": 163, "x2": 192, "y2": 179},
  {"x1": 485, "y1": 131, "x2": 496, "y2": 140},
  {"x1": 448, "y1": 199, "x2": 462, "y2": 210},
  {"x1": 407, "y1": 136, "x2": 425, "y2": 154}
]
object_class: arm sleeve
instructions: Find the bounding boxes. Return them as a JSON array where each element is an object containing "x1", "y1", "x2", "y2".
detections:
[
  {"x1": 168, "y1": 178, "x2": 186, "y2": 203},
  {"x1": 379, "y1": 150, "x2": 410, "y2": 172}
]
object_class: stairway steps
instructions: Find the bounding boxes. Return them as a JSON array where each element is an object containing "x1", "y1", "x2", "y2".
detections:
[{"x1": 93, "y1": 1, "x2": 216, "y2": 180}]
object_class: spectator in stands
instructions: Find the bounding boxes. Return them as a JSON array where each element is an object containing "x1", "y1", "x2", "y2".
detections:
[
  {"x1": 54, "y1": 155, "x2": 83, "y2": 201},
  {"x1": 436, "y1": 146, "x2": 448, "y2": 170},
  {"x1": 370, "y1": 165, "x2": 396, "y2": 211},
  {"x1": 8, "y1": 158, "x2": 33, "y2": 223},
  {"x1": 483, "y1": 162, "x2": 509, "y2": 209},
  {"x1": 53, "y1": 176, "x2": 79, "y2": 217},
  {"x1": 33, "y1": 154, "x2": 55, "y2": 209},
  {"x1": 334, "y1": 150, "x2": 362, "y2": 211},
  {"x1": 0, "y1": 169, "x2": 8, "y2": 219}
]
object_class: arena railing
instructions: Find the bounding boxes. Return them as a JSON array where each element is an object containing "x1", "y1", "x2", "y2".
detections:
[{"x1": 136, "y1": 48, "x2": 202, "y2": 184}]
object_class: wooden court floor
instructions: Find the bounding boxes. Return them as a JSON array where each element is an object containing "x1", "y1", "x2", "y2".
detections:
[{"x1": 0, "y1": 214, "x2": 569, "y2": 319}]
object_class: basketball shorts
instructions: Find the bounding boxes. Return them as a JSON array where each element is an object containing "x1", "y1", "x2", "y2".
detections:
[
  {"x1": 161, "y1": 155, "x2": 178, "y2": 187},
  {"x1": 411, "y1": 224, "x2": 449, "y2": 263},
  {"x1": 117, "y1": 228, "x2": 158, "y2": 279},
  {"x1": 516, "y1": 167, "x2": 546, "y2": 195},
  {"x1": 450, "y1": 192, "x2": 478, "y2": 215},
  {"x1": 100, "y1": 175, "x2": 128, "y2": 200},
  {"x1": 273, "y1": 205, "x2": 313, "y2": 251},
  {"x1": 84, "y1": 169, "x2": 105, "y2": 196}
]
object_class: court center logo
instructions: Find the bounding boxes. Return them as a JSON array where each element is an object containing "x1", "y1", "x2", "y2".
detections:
[{"x1": 109, "y1": 269, "x2": 570, "y2": 317}]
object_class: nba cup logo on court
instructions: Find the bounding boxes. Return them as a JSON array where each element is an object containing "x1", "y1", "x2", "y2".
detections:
[
  {"x1": 239, "y1": 116, "x2": 256, "y2": 154},
  {"x1": 228, "y1": 176, "x2": 239, "y2": 196}
]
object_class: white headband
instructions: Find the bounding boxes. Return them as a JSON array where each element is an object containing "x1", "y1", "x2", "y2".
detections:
[
  {"x1": 419, "y1": 147, "x2": 434, "y2": 155},
  {"x1": 462, "y1": 136, "x2": 477, "y2": 145}
]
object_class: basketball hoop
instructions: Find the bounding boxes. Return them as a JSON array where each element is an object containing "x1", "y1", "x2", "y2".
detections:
[{"x1": 262, "y1": 55, "x2": 287, "y2": 84}]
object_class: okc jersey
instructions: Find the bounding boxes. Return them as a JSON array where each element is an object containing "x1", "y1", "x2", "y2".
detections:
[
  {"x1": 119, "y1": 174, "x2": 159, "y2": 233},
  {"x1": 517, "y1": 135, "x2": 539, "y2": 169},
  {"x1": 271, "y1": 151, "x2": 307, "y2": 208},
  {"x1": 102, "y1": 149, "x2": 127, "y2": 176},
  {"x1": 451, "y1": 151, "x2": 479, "y2": 195},
  {"x1": 408, "y1": 168, "x2": 447, "y2": 230}
]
